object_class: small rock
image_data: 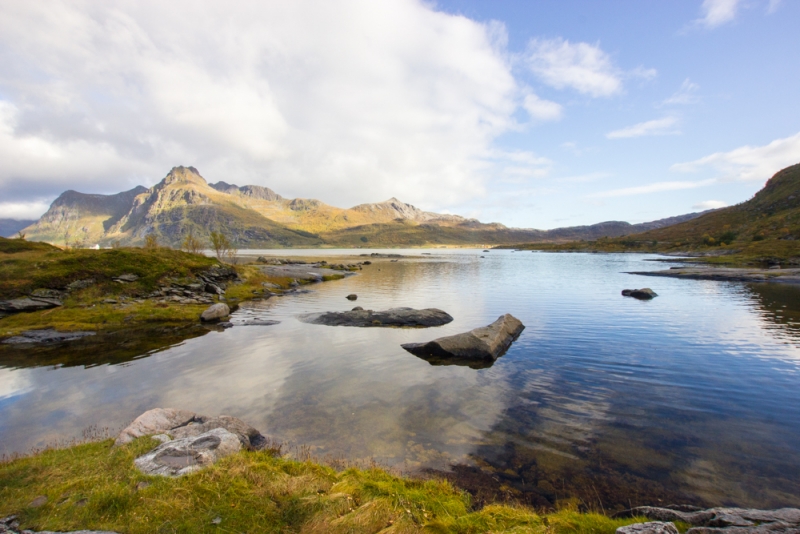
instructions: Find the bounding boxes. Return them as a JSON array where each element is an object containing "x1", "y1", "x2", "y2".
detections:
[
  {"x1": 218, "y1": 321, "x2": 233, "y2": 328},
  {"x1": 351, "y1": 306, "x2": 363, "y2": 311},
  {"x1": 66, "y1": 278, "x2": 95, "y2": 291},
  {"x1": 211, "y1": 517, "x2": 222, "y2": 525},
  {"x1": 0, "y1": 297, "x2": 62, "y2": 313},
  {"x1": 2, "y1": 329, "x2": 95, "y2": 345},
  {"x1": 622, "y1": 288, "x2": 658, "y2": 300},
  {"x1": 201, "y1": 303, "x2": 230, "y2": 322},
  {"x1": 135, "y1": 481, "x2": 151, "y2": 491},
  {"x1": 346, "y1": 294, "x2": 358, "y2": 301},
  {"x1": 617, "y1": 522, "x2": 679, "y2": 534},
  {"x1": 300, "y1": 307, "x2": 453, "y2": 328},
  {"x1": 29, "y1": 495, "x2": 47, "y2": 508},
  {"x1": 114, "y1": 273, "x2": 139, "y2": 283},
  {"x1": 239, "y1": 319, "x2": 280, "y2": 326}
]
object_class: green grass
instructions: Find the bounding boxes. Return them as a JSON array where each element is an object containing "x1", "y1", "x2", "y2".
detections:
[{"x1": 0, "y1": 439, "x2": 651, "y2": 533}]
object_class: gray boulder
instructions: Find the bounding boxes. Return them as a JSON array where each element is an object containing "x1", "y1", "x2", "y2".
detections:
[
  {"x1": 0, "y1": 297, "x2": 62, "y2": 313},
  {"x1": 2, "y1": 329, "x2": 95, "y2": 345},
  {"x1": 134, "y1": 428, "x2": 241, "y2": 477},
  {"x1": 200, "y1": 303, "x2": 230, "y2": 322},
  {"x1": 402, "y1": 314, "x2": 525, "y2": 363},
  {"x1": 299, "y1": 307, "x2": 453, "y2": 327},
  {"x1": 617, "y1": 523, "x2": 679, "y2": 534},
  {"x1": 115, "y1": 408, "x2": 266, "y2": 450},
  {"x1": 622, "y1": 288, "x2": 658, "y2": 300}
]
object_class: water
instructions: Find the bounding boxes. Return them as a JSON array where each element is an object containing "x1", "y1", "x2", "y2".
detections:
[{"x1": 1, "y1": 250, "x2": 799, "y2": 510}]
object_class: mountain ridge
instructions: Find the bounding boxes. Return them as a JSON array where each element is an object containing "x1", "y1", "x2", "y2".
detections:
[{"x1": 21, "y1": 166, "x2": 711, "y2": 248}]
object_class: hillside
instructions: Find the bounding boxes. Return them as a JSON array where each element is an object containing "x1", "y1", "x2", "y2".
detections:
[
  {"x1": 511, "y1": 162, "x2": 800, "y2": 263},
  {"x1": 22, "y1": 166, "x2": 709, "y2": 248}
]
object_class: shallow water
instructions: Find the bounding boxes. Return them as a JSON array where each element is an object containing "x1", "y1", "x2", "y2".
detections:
[{"x1": 1, "y1": 250, "x2": 799, "y2": 510}]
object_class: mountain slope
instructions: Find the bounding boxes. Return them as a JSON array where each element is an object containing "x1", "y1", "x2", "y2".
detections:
[
  {"x1": 0, "y1": 219, "x2": 36, "y2": 238},
  {"x1": 512, "y1": 162, "x2": 800, "y2": 262}
]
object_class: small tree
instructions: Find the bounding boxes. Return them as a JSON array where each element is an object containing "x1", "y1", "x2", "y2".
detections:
[
  {"x1": 16, "y1": 231, "x2": 25, "y2": 240},
  {"x1": 144, "y1": 233, "x2": 159, "y2": 249},
  {"x1": 209, "y1": 230, "x2": 232, "y2": 262},
  {"x1": 182, "y1": 228, "x2": 204, "y2": 255}
]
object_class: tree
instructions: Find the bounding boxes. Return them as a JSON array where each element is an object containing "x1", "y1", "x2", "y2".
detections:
[
  {"x1": 182, "y1": 228, "x2": 204, "y2": 255},
  {"x1": 210, "y1": 230, "x2": 235, "y2": 263},
  {"x1": 16, "y1": 231, "x2": 25, "y2": 240},
  {"x1": 144, "y1": 234, "x2": 159, "y2": 249}
]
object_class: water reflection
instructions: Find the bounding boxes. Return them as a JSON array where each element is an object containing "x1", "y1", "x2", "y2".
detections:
[{"x1": 0, "y1": 251, "x2": 799, "y2": 511}]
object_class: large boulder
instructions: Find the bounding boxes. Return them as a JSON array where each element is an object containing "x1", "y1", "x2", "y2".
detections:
[
  {"x1": 299, "y1": 307, "x2": 453, "y2": 327},
  {"x1": 200, "y1": 303, "x2": 230, "y2": 322},
  {"x1": 402, "y1": 314, "x2": 525, "y2": 363},
  {"x1": 134, "y1": 428, "x2": 241, "y2": 477},
  {"x1": 115, "y1": 408, "x2": 267, "y2": 450}
]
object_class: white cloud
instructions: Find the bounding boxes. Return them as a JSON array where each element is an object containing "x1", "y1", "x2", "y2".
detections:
[
  {"x1": 524, "y1": 38, "x2": 623, "y2": 97},
  {"x1": 696, "y1": 0, "x2": 741, "y2": 28},
  {"x1": 662, "y1": 79, "x2": 700, "y2": 106},
  {"x1": 0, "y1": 200, "x2": 52, "y2": 220},
  {"x1": 692, "y1": 200, "x2": 728, "y2": 210},
  {"x1": 672, "y1": 132, "x2": 800, "y2": 181},
  {"x1": 589, "y1": 179, "x2": 715, "y2": 198},
  {"x1": 522, "y1": 92, "x2": 562, "y2": 122},
  {"x1": 0, "y1": 0, "x2": 521, "y2": 210},
  {"x1": 606, "y1": 117, "x2": 680, "y2": 139}
]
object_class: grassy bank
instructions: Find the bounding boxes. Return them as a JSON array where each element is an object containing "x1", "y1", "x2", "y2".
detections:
[
  {"x1": 0, "y1": 237, "x2": 294, "y2": 339},
  {"x1": 0, "y1": 438, "x2": 652, "y2": 533}
]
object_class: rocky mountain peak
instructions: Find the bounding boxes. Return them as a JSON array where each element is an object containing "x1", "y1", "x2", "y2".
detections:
[{"x1": 162, "y1": 166, "x2": 206, "y2": 186}]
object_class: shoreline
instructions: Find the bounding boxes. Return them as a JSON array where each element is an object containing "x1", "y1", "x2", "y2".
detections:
[{"x1": 627, "y1": 266, "x2": 800, "y2": 284}]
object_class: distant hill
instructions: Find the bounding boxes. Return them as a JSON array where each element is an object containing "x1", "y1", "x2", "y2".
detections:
[
  {"x1": 0, "y1": 219, "x2": 36, "y2": 238},
  {"x1": 511, "y1": 162, "x2": 800, "y2": 262},
  {"x1": 21, "y1": 166, "x2": 711, "y2": 248}
]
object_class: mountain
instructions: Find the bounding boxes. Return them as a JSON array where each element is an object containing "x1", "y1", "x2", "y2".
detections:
[
  {"x1": 510, "y1": 162, "x2": 800, "y2": 261},
  {"x1": 0, "y1": 219, "x2": 36, "y2": 238},
  {"x1": 21, "y1": 166, "x2": 711, "y2": 248}
]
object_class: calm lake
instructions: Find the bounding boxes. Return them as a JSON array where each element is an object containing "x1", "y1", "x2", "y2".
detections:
[{"x1": 1, "y1": 250, "x2": 799, "y2": 510}]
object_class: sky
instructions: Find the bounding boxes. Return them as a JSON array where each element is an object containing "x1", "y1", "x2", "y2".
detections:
[{"x1": 0, "y1": 0, "x2": 798, "y2": 229}]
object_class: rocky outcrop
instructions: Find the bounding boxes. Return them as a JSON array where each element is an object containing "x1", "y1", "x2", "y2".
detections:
[
  {"x1": 0, "y1": 297, "x2": 62, "y2": 314},
  {"x1": 0, "y1": 515, "x2": 119, "y2": 533},
  {"x1": 627, "y1": 267, "x2": 800, "y2": 285},
  {"x1": 617, "y1": 507, "x2": 800, "y2": 534},
  {"x1": 299, "y1": 307, "x2": 453, "y2": 327},
  {"x1": 2, "y1": 329, "x2": 95, "y2": 345},
  {"x1": 402, "y1": 314, "x2": 525, "y2": 363},
  {"x1": 115, "y1": 408, "x2": 267, "y2": 450},
  {"x1": 200, "y1": 303, "x2": 230, "y2": 322},
  {"x1": 617, "y1": 522, "x2": 679, "y2": 534},
  {"x1": 133, "y1": 428, "x2": 241, "y2": 477}
]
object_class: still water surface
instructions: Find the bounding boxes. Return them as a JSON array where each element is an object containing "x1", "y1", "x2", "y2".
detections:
[{"x1": 1, "y1": 250, "x2": 799, "y2": 509}]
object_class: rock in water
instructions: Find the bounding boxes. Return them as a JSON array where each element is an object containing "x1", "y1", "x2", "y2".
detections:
[
  {"x1": 200, "y1": 303, "x2": 230, "y2": 322},
  {"x1": 402, "y1": 314, "x2": 525, "y2": 362},
  {"x1": 617, "y1": 523, "x2": 679, "y2": 534},
  {"x1": 622, "y1": 288, "x2": 658, "y2": 300},
  {"x1": 115, "y1": 407, "x2": 267, "y2": 450},
  {"x1": 346, "y1": 294, "x2": 358, "y2": 300},
  {"x1": 299, "y1": 307, "x2": 453, "y2": 327},
  {"x1": 616, "y1": 506, "x2": 800, "y2": 534},
  {"x1": 134, "y1": 428, "x2": 241, "y2": 477}
]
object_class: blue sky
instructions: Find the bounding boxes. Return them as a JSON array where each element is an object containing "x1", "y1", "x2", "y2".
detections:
[{"x1": 0, "y1": 0, "x2": 798, "y2": 229}]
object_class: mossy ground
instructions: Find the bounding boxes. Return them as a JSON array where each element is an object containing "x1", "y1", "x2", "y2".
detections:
[{"x1": 0, "y1": 438, "x2": 652, "y2": 533}]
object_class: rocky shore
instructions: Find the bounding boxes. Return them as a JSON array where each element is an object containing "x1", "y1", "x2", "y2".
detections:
[{"x1": 627, "y1": 266, "x2": 800, "y2": 284}]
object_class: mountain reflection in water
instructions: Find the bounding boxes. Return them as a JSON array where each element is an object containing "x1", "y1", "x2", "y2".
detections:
[{"x1": 0, "y1": 251, "x2": 798, "y2": 511}]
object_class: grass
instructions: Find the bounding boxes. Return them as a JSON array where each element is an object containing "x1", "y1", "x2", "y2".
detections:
[{"x1": 0, "y1": 438, "x2": 652, "y2": 534}]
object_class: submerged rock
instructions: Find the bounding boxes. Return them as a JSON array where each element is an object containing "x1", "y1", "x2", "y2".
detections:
[
  {"x1": 299, "y1": 307, "x2": 453, "y2": 327},
  {"x1": 134, "y1": 428, "x2": 241, "y2": 477},
  {"x1": 622, "y1": 288, "x2": 658, "y2": 300},
  {"x1": 2, "y1": 329, "x2": 95, "y2": 344},
  {"x1": 402, "y1": 314, "x2": 525, "y2": 363},
  {"x1": 200, "y1": 303, "x2": 230, "y2": 322},
  {"x1": 115, "y1": 407, "x2": 267, "y2": 450}
]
